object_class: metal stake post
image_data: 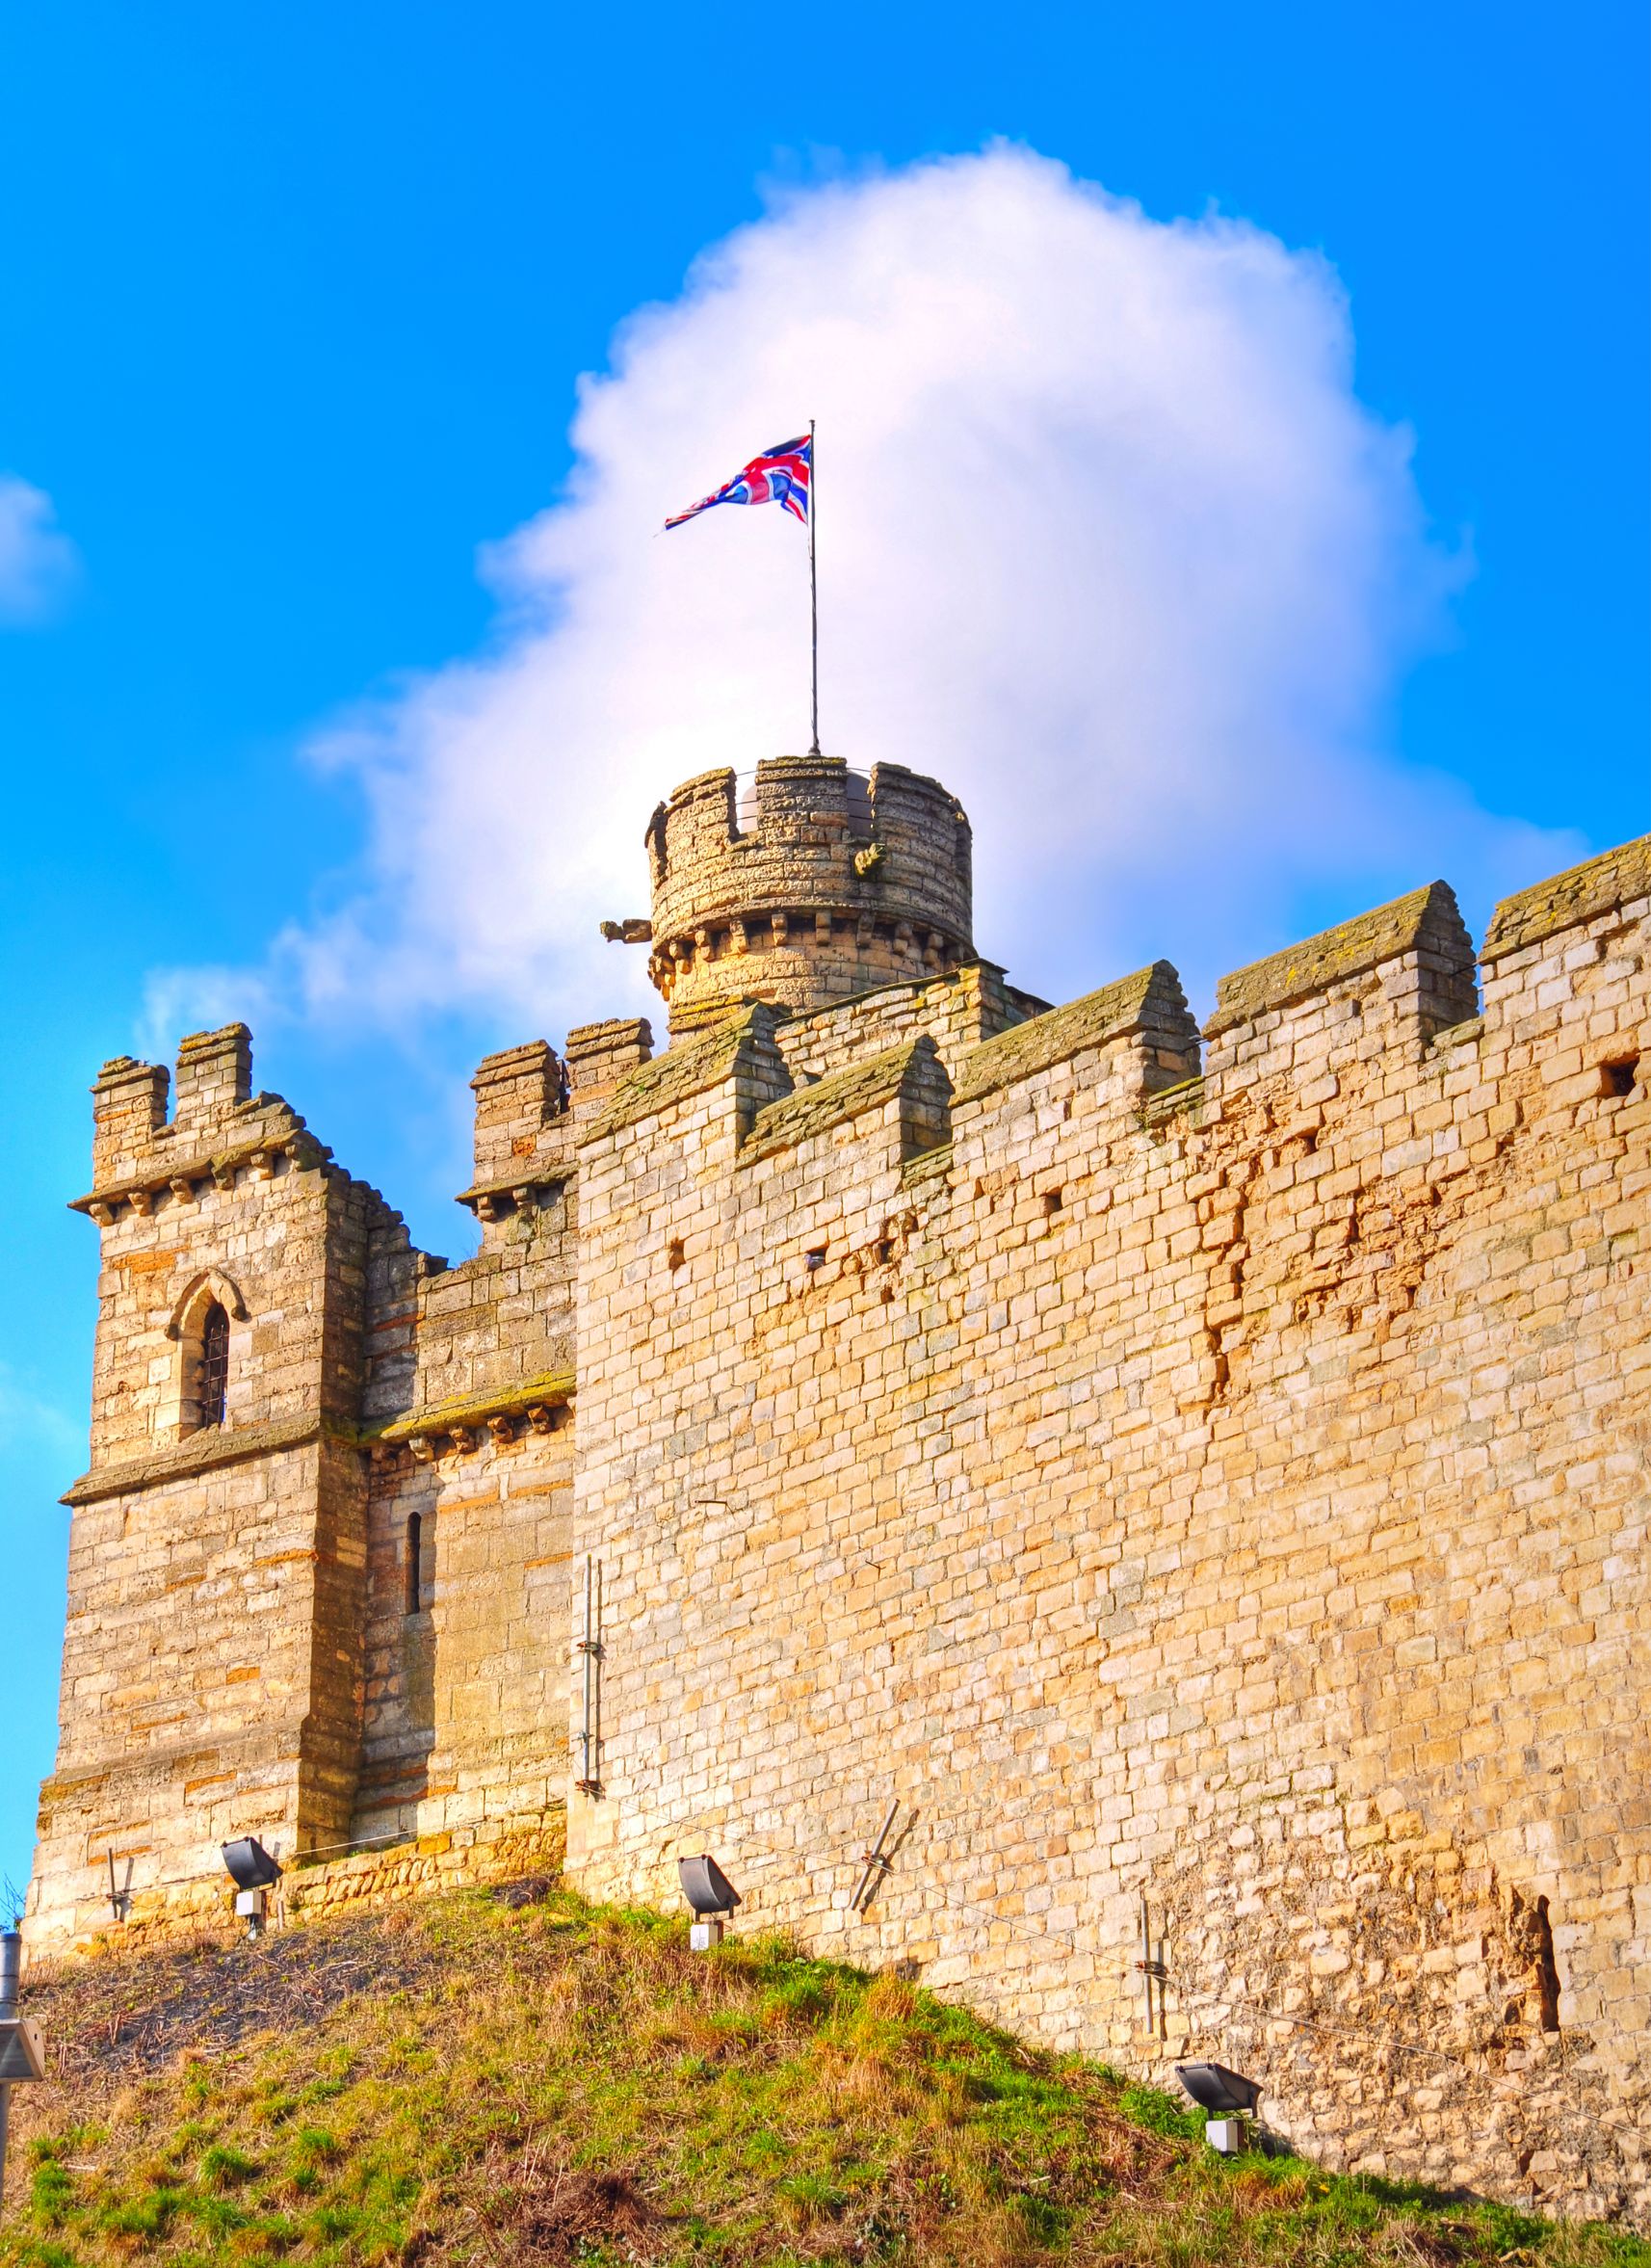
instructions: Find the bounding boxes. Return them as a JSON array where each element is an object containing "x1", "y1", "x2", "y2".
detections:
[
  {"x1": 1137, "y1": 1891, "x2": 1167, "y2": 2038},
  {"x1": 0, "y1": 1930, "x2": 17, "y2": 2212}
]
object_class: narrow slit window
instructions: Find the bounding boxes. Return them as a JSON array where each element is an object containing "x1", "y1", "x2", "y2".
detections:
[
  {"x1": 199, "y1": 1301, "x2": 229, "y2": 1429},
  {"x1": 405, "y1": 1512, "x2": 423, "y2": 1617}
]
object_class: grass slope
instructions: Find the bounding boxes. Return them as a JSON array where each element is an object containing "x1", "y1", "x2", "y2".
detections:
[{"x1": 0, "y1": 1881, "x2": 1644, "y2": 2268}]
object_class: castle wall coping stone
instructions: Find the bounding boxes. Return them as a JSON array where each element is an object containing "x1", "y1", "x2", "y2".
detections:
[
  {"x1": 1481, "y1": 831, "x2": 1651, "y2": 961},
  {"x1": 583, "y1": 1005, "x2": 777, "y2": 1144},
  {"x1": 371, "y1": 1368, "x2": 575, "y2": 1445},
  {"x1": 952, "y1": 961, "x2": 1194, "y2": 1107},
  {"x1": 1204, "y1": 882, "x2": 1469, "y2": 1039},
  {"x1": 470, "y1": 1039, "x2": 561, "y2": 1085},
  {"x1": 176, "y1": 1021, "x2": 251, "y2": 1058},
  {"x1": 566, "y1": 1016, "x2": 656, "y2": 1051},
  {"x1": 61, "y1": 1413, "x2": 334, "y2": 1505},
  {"x1": 739, "y1": 1037, "x2": 942, "y2": 1166}
]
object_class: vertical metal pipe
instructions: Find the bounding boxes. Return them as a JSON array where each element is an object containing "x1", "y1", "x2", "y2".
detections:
[
  {"x1": 591, "y1": 1560, "x2": 602, "y2": 1785},
  {"x1": 1140, "y1": 1892, "x2": 1152, "y2": 2035},
  {"x1": 580, "y1": 1556, "x2": 593, "y2": 1788},
  {"x1": 0, "y1": 1928, "x2": 18, "y2": 2213}
]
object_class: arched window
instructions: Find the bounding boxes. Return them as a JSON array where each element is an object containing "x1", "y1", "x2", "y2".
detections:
[
  {"x1": 199, "y1": 1300, "x2": 229, "y2": 1429},
  {"x1": 165, "y1": 1270, "x2": 247, "y2": 1437}
]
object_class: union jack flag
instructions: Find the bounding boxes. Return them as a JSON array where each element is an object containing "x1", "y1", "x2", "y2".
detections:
[{"x1": 665, "y1": 435, "x2": 812, "y2": 531}]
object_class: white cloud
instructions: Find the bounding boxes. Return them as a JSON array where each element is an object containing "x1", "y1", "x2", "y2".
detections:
[
  {"x1": 155, "y1": 145, "x2": 1576, "y2": 1042},
  {"x1": 0, "y1": 474, "x2": 79, "y2": 624}
]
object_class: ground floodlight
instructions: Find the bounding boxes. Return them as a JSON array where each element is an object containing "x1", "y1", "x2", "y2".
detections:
[
  {"x1": 1175, "y1": 2062, "x2": 1261, "y2": 2116},
  {"x1": 221, "y1": 1837, "x2": 281, "y2": 1891},
  {"x1": 678, "y1": 1855, "x2": 741, "y2": 1918}
]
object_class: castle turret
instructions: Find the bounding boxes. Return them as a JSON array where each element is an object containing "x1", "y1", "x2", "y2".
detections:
[{"x1": 642, "y1": 754, "x2": 973, "y2": 1033}]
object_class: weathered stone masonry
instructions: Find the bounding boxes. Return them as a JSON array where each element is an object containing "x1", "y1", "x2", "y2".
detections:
[{"x1": 28, "y1": 755, "x2": 1651, "y2": 2226}]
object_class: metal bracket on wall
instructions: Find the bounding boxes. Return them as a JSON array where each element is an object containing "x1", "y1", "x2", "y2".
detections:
[
  {"x1": 105, "y1": 1849, "x2": 133, "y2": 1926},
  {"x1": 575, "y1": 1555, "x2": 604, "y2": 1796},
  {"x1": 851, "y1": 1800, "x2": 901, "y2": 1912},
  {"x1": 1137, "y1": 1890, "x2": 1167, "y2": 2038}
]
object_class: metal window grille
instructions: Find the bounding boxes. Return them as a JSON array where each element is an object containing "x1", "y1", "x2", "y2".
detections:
[{"x1": 199, "y1": 1302, "x2": 229, "y2": 1429}]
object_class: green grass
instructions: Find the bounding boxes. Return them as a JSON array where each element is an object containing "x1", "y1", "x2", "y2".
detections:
[{"x1": 0, "y1": 1883, "x2": 1643, "y2": 2266}]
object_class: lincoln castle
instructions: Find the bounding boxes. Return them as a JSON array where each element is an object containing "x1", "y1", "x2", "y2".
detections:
[{"x1": 26, "y1": 754, "x2": 1651, "y2": 2224}]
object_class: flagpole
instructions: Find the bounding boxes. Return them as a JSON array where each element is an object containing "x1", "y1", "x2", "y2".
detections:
[{"x1": 808, "y1": 418, "x2": 819, "y2": 754}]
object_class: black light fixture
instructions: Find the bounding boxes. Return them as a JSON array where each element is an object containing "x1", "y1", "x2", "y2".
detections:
[
  {"x1": 1175, "y1": 2062, "x2": 1261, "y2": 2155},
  {"x1": 1175, "y1": 2062, "x2": 1261, "y2": 2115},
  {"x1": 222, "y1": 1837, "x2": 282, "y2": 1937},
  {"x1": 221, "y1": 1838, "x2": 281, "y2": 1891},
  {"x1": 678, "y1": 1854, "x2": 741, "y2": 1950}
]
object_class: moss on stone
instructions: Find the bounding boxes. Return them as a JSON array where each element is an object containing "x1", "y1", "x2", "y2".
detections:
[
  {"x1": 953, "y1": 961, "x2": 1193, "y2": 1107},
  {"x1": 1483, "y1": 832, "x2": 1651, "y2": 962},
  {"x1": 740, "y1": 1038, "x2": 931, "y2": 1166},
  {"x1": 1204, "y1": 883, "x2": 1469, "y2": 1038},
  {"x1": 371, "y1": 1370, "x2": 576, "y2": 1445}
]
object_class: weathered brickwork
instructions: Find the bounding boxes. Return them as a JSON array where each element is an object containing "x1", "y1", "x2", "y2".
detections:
[{"x1": 26, "y1": 752, "x2": 1651, "y2": 2228}]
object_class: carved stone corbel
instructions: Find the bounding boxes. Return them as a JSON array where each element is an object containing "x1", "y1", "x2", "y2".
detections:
[{"x1": 487, "y1": 1414, "x2": 516, "y2": 1446}]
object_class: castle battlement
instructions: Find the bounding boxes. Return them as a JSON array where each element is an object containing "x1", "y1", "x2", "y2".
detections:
[
  {"x1": 26, "y1": 767, "x2": 1651, "y2": 2229},
  {"x1": 642, "y1": 754, "x2": 974, "y2": 1030}
]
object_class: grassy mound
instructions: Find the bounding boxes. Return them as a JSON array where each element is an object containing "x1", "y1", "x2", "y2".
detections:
[{"x1": 0, "y1": 1881, "x2": 1644, "y2": 2267}]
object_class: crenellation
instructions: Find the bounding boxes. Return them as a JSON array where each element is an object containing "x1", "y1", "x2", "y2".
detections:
[
  {"x1": 643, "y1": 754, "x2": 975, "y2": 1031},
  {"x1": 24, "y1": 777, "x2": 1651, "y2": 2228},
  {"x1": 91, "y1": 1056, "x2": 170, "y2": 1182},
  {"x1": 172, "y1": 1021, "x2": 254, "y2": 1131}
]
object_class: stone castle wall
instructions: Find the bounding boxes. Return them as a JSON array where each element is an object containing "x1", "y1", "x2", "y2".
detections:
[
  {"x1": 567, "y1": 845, "x2": 1650, "y2": 2224},
  {"x1": 24, "y1": 763, "x2": 1651, "y2": 2227}
]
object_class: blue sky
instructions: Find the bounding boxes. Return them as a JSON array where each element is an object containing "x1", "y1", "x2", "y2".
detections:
[{"x1": 1, "y1": 0, "x2": 1645, "y2": 1899}]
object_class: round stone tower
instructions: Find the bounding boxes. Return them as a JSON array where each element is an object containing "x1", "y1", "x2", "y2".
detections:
[{"x1": 644, "y1": 754, "x2": 974, "y2": 1033}]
